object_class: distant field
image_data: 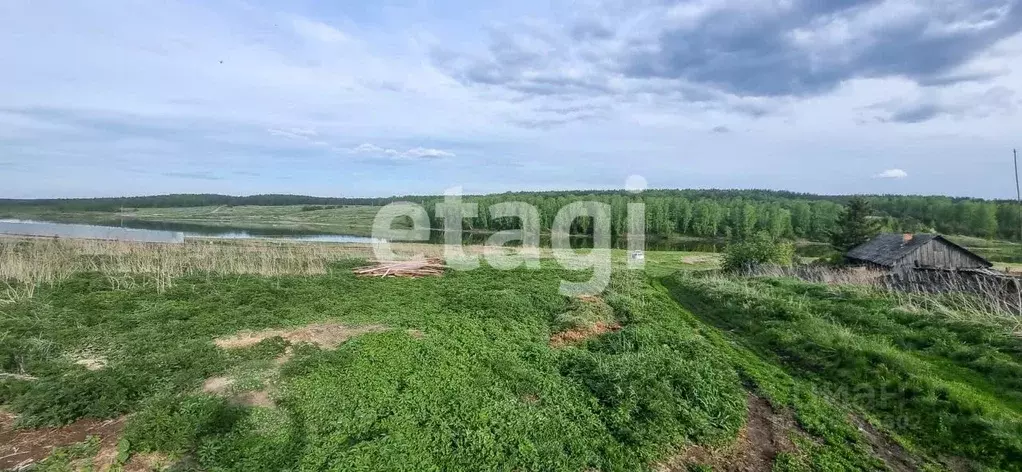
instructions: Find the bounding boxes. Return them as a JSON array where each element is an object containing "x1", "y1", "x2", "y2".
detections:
[
  {"x1": 948, "y1": 234, "x2": 1022, "y2": 265},
  {"x1": 120, "y1": 205, "x2": 383, "y2": 236}
]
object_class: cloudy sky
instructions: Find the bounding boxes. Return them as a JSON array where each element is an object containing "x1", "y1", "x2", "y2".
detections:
[{"x1": 2, "y1": 0, "x2": 1021, "y2": 199}]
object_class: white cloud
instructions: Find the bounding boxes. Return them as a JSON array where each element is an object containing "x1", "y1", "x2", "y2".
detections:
[
  {"x1": 874, "y1": 169, "x2": 908, "y2": 179},
  {"x1": 348, "y1": 143, "x2": 455, "y2": 160},
  {"x1": 404, "y1": 147, "x2": 455, "y2": 158},
  {"x1": 267, "y1": 128, "x2": 320, "y2": 140},
  {"x1": 291, "y1": 17, "x2": 350, "y2": 44}
]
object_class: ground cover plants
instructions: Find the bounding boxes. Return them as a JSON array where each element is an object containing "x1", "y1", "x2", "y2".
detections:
[
  {"x1": 664, "y1": 273, "x2": 1022, "y2": 471},
  {"x1": 1, "y1": 252, "x2": 748, "y2": 471},
  {"x1": 3, "y1": 236, "x2": 1021, "y2": 470}
]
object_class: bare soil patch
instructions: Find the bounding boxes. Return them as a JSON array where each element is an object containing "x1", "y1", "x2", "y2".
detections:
[
  {"x1": 0, "y1": 411, "x2": 126, "y2": 471},
  {"x1": 658, "y1": 394, "x2": 798, "y2": 472},
  {"x1": 122, "y1": 452, "x2": 172, "y2": 472},
  {"x1": 549, "y1": 321, "x2": 622, "y2": 348},
  {"x1": 200, "y1": 376, "x2": 275, "y2": 408},
  {"x1": 202, "y1": 376, "x2": 235, "y2": 395},
  {"x1": 233, "y1": 390, "x2": 274, "y2": 408},
  {"x1": 849, "y1": 414, "x2": 918, "y2": 472},
  {"x1": 214, "y1": 322, "x2": 387, "y2": 350}
]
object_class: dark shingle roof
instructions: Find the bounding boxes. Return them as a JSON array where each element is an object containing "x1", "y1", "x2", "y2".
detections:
[{"x1": 845, "y1": 233, "x2": 940, "y2": 267}]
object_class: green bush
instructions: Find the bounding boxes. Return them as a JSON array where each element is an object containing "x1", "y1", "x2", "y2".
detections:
[{"x1": 721, "y1": 232, "x2": 795, "y2": 272}]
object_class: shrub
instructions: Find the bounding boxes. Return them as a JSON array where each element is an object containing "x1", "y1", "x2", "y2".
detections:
[{"x1": 721, "y1": 232, "x2": 795, "y2": 272}]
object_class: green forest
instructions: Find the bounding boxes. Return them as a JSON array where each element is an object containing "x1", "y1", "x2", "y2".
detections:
[{"x1": 0, "y1": 189, "x2": 1017, "y2": 242}]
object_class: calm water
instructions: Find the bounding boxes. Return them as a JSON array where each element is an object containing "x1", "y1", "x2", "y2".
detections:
[
  {"x1": 0, "y1": 219, "x2": 185, "y2": 243},
  {"x1": 0, "y1": 218, "x2": 834, "y2": 255},
  {"x1": 0, "y1": 219, "x2": 380, "y2": 244}
]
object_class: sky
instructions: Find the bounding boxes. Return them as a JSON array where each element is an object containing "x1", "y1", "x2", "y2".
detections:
[{"x1": 1, "y1": 0, "x2": 1021, "y2": 199}]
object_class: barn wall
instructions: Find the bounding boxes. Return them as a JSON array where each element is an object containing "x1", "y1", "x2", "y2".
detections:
[{"x1": 894, "y1": 239, "x2": 986, "y2": 270}]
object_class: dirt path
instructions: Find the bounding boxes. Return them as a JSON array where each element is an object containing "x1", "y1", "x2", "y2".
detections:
[
  {"x1": 658, "y1": 394, "x2": 798, "y2": 471},
  {"x1": 0, "y1": 412, "x2": 126, "y2": 470}
]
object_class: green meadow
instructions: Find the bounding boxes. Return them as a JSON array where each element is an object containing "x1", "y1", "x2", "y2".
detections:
[{"x1": 1, "y1": 237, "x2": 1021, "y2": 471}]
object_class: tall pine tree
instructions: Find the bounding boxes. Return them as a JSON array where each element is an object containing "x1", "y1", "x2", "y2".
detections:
[{"x1": 830, "y1": 197, "x2": 881, "y2": 252}]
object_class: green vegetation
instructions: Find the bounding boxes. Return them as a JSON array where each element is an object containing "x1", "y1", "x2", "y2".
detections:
[
  {"x1": 32, "y1": 436, "x2": 101, "y2": 471},
  {"x1": 6, "y1": 189, "x2": 1022, "y2": 247},
  {"x1": 721, "y1": 232, "x2": 795, "y2": 272},
  {"x1": 830, "y1": 197, "x2": 881, "y2": 253},
  {"x1": 3, "y1": 236, "x2": 1022, "y2": 470},
  {"x1": 949, "y1": 235, "x2": 1022, "y2": 264},
  {"x1": 665, "y1": 274, "x2": 1022, "y2": 470},
  {"x1": 2, "y1": 257, "x2": 740, "y2": 471},
  {"x1": 119, "y1": 204, "x2": 383, "y2": 236}
]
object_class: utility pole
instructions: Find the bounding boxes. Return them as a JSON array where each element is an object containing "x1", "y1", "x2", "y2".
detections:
[{"x1": 1016, "y1": 149, "x2": 1021, "y2": 241}]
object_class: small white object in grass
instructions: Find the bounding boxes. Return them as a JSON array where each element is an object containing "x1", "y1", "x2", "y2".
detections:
[{"x1": 630, "y1": 250, "x2": 645, "y2": 261}]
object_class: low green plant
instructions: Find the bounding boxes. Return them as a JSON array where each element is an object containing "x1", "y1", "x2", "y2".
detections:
[
  {"x1": 34, "y1": 436, "x2": 101, "y2": 472},
  {"x1": 665, "y1": 273, "x2": 1022, "y2": 470},
  {"x1": 721, "y1": 232, "x2": 795, "y2": 272}
]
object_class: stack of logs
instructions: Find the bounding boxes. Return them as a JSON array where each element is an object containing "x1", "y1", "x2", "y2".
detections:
[{"x1": 353, "y1": 258, "x2": 446, "y2": 278}]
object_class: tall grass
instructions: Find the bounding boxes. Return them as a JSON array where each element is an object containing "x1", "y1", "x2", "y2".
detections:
[
  {"x1": 0, "y1": 237, "x2": 525, "y2": 302},
  {"x1": 742, "y1": 264, "x2": 1022, "y2": 336},
  {"x1": 664, "y1": 273, "x2": 1022, "y2": 470},
  {"x1": 0, "y1": 238, "x2": 380, "y2": 300}
]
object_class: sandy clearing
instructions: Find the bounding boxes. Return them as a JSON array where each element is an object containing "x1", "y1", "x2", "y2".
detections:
[{"x1": 213, "y1": 322, "x2": 388, "y2": 350}]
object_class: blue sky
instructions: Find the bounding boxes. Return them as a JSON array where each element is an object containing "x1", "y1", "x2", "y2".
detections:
[{"x1": 1, "y1": 0, "x2": 1021, "y2": 199}]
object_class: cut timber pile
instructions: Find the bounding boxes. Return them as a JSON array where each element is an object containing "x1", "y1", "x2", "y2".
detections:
[{"x1": 354, "y1": 258, "x2": 446, "y2": 278}]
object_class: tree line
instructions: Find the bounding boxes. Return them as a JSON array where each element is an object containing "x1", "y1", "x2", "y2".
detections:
[{"x1": 2, "y1": 190, "x2": 1020, "y2": 241}]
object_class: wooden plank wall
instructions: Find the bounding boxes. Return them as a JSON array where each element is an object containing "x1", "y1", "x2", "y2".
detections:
[{"x1": 895, "y1": 239, "x2": 986, "y2": 269}]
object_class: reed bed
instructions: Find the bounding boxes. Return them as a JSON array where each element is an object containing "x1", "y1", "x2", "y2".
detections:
[{"x1": 0, "y1": 237, "x2": 442, "y2": 301}]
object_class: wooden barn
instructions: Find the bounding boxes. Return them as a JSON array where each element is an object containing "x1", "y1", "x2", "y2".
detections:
[{"x1": 845, "y1": 233, "x2": 992, "y2": 272}]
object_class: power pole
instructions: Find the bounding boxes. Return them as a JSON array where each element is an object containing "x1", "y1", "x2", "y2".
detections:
[{"x1": 1016, "y1": 149, "x2": 1021, "y2": 240}]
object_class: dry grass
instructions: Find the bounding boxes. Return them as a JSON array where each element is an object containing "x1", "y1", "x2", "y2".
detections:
[
  {"x1": 0, "y1": 237, "x2": 400, "y2": 301},
  {"x1": 0, "y1": 237, "x2": 362, "y2": 295},
  {"x1": 0, "y1": 236, "x2": 512, "y2": 303},
  {"x1": 741, "y1": 264, "x2": 1022, "y2": 336}
]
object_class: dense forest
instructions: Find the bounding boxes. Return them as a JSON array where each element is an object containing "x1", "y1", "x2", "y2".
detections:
[{"x1": 1, "y1": 190, "x2": 1019, "y2": 242}]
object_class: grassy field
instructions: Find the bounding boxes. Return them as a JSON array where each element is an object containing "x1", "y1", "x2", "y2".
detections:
[
  {"x1": 947, "y1": 235, "x2": 1022, "y2": 266},
  {"x1": 2, "y1": 237, "x2": 1021, "y2": 471},
  {"x1": 119, "y1": 205, "x2": 383, "y2": 236}
]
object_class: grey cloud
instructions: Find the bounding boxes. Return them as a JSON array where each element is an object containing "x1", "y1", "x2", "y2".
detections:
[
  {"x1": 711, "y1": 125, "x2": 731, "y2": 133},
  {"x1": 887, "y1": 103, "x2": 945, "y2": 123},
  {"x1": 626, "y1": 0, "x2": 1022, "y2": 97},
  {"x1": 876, "y1": 86, "x2": 1017, "y2": 123},
  {"x1": 432, "y1": 24, "x2": 614, "y2": 98},
  {"x1": 917, "y1": 71, "x2": 1002, "y2": 87},
  {"x1": 570, "y1": 20, "x2": 614, "y2": 40},
  {"x1": 435, "y1": 0, "x2": 1022, "y2": 108}
]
